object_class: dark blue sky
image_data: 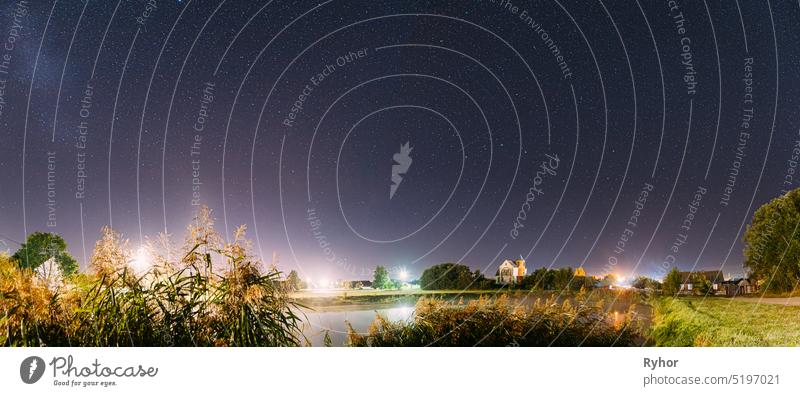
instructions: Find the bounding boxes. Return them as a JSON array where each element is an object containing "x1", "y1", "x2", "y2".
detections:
[{"x1": 1, "y1": 0, "x2": 799, "y2": 281}]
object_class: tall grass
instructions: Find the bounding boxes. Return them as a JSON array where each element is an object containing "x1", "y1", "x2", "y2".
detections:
[
  {"x1": 347, "y1": 293, "x2": 641, "y2": 346},
  {"x1": 0, "y1": 207, "x2": 305, "y2": 347},
  {"x1": 650, "y1": 297, "x2": 800, "y2": 346}
]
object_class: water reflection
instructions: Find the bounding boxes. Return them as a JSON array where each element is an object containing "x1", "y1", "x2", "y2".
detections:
[{"x1": 302, "y1": 306, "x2": 415, "y2": 346}]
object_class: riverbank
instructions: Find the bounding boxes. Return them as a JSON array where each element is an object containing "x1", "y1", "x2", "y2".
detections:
[
  {"x1": 290, "y1": 289, "x2": 526, "y2": 310},
  {"x1": 290, "y1": 288, "x2": 635, "y2": 311},
  {"x1": 650, "y1": 297, "x2": 800, "y2": 346}
]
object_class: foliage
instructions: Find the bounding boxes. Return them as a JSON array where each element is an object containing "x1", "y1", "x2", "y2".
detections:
[
  {"x1": 691, "y1": 274, "x2": 712, "y2": 295},
  {"x1": 599, "y1": 274, "x2": 618, "y2": 288},
  {"x1": 552, "y1": 267, "x2": 575, "y2": 290},
  {"x1": 12, "y1": 232, "x2": 78, "y2": 276},
  {"x1": 522, "y1": 267, "x2": 551, "y2": 290},
  {"x1": 632, "y1": 275, "x2": 661, "y2": 290},
  {"x1": 0, "y1": 253, "x2": 74, "y2": 346},
  {"x1": 743, "y1": 188, "x2": 800, "y2": 293},
  {"x1": 286, "y1": 270, "x2": 302, "y2": 291},
  {"x1": 347, "y1": 294, "x2": 639, "y2": 346},
  {"x1": 520, "y1": 267, "x2": 590, "y2": 291},
  {"x1": 372, "y1": 266, "x2": 391, "y2": 289},
  {"x1": 650, "y1": 297, "x2": 800, "y2": 346},
  {"x1": 663, "y1": 267, "x2": 682, "y2": 296},
  {"x1": 419, "y1": 263, "x2": 485, "y2": 290},
  {"x1": 0, "y1": 206, "x2": 305, "y2": 347}
]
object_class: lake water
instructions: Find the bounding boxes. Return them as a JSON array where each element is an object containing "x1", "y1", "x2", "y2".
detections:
[
  {"x1": 302, "y1": 305, "x2": 416, "y2": 346},
  {"x1": 298, "y1": 292, "x2": 645, "y2": 346}
]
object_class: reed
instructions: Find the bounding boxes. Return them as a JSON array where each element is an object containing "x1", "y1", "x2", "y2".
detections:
[
  {"x1": 0, "y1": 207, "x2": 305, "y2": 347},
  {"x1": 347, "y1": 293, "x2": 640, "y2": 347}
]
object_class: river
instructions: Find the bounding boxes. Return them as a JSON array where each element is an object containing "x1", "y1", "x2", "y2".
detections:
[{"x1": 301, "y1": 305, "x2": 416, "y2": 346}]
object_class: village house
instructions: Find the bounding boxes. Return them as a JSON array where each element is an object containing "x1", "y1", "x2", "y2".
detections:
[
  {"x1": 496, "y1": 258, "x2": 526, "y2": 285},
  {"x1": 678, "y1": 270, "x2": 725, "y2": 295},
  {"x1": 720, "y1": 278, "x2": 758, "y2": 297}
]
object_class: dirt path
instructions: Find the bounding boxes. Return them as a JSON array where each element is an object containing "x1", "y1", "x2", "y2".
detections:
[{"x1": 731, "y1": 296, "x2": 800, "y2": 306}]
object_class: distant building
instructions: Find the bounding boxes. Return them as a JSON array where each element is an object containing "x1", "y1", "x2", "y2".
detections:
[
  {"x1": 574, "y1": 267, "x2": 586, "y2": 277},
  {"x1": 496, "y1": 258, "x2": 526, "y2": 285},
  {"x1": 721, "y1": 278, "x2": 758, "y2": 296},
  {"x1": 678, "y1": 270, "x2": 724, "y2": 295}
]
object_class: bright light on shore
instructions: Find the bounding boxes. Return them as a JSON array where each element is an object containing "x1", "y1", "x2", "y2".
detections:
[{"x1": 398, "y1": 268, "x2": 409, "y2": 281}]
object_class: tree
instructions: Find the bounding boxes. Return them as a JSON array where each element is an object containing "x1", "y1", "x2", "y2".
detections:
[
  {"x1": 12, "y1": 232, "x2": 78, "y2": 275},
  {"x1": 632, "y1": 275, "x2": 661, "y2": 290},
  {"x1": 419, "y1": 263, "x2": 478, "y2": 290},
  {"x1": 575, "y1": 275, "x2": 596, "y2": 290},
  {"x1": 552, "y1": 267, "x2": 574, "y2": 291},
  {"x1": 524, "y1": 267, "x2": 551, "y2": 290},
  {"x1": 743, "y1": 188, "x2": 800, "y2": 292},
  {"x1": 472, "y1": 270, "x2": 494, "y2": 289},
  {"x1": 692, "y1": 274, "x2": 712, "y2": 295},
  {"x1": 286, "y1": 270, "x2": 301, "y2": 291},
  {"x1": 663, "y1": 267, "x2": 682, "y2": 296},
  {"x1": 373, "y1": 265, "x2": 390, "y2": 289}
]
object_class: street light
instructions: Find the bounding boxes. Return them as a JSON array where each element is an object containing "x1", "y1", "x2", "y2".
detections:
[{"x1": 398, "y1": 268, "x2": 409, "y2": 281}]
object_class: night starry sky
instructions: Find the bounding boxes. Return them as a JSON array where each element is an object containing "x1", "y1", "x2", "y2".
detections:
[{"x1": 1, "y1": 0, "x2": 799, "y2": 281}]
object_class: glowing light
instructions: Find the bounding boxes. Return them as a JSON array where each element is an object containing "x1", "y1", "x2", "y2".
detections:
[
  {"x1": 131, "y1": 247, "x2": 151, "y2": 275},
  {"x1": 398, "y1": 268, "x2": 409, "y2": 281}
]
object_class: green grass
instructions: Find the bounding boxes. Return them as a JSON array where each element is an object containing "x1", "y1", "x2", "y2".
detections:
[{"x1": 650, "y1": 297, "x2": 800, "y2": 346}]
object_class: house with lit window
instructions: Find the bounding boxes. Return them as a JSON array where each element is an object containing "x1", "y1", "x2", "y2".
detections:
[{"x1": 678, "y1": 270, "x2": 724, "y2": 295}]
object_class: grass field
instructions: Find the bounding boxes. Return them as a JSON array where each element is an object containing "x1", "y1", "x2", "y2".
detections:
[{"x1": 650, "y1": 297, "x2": 800, "y2": 346}]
